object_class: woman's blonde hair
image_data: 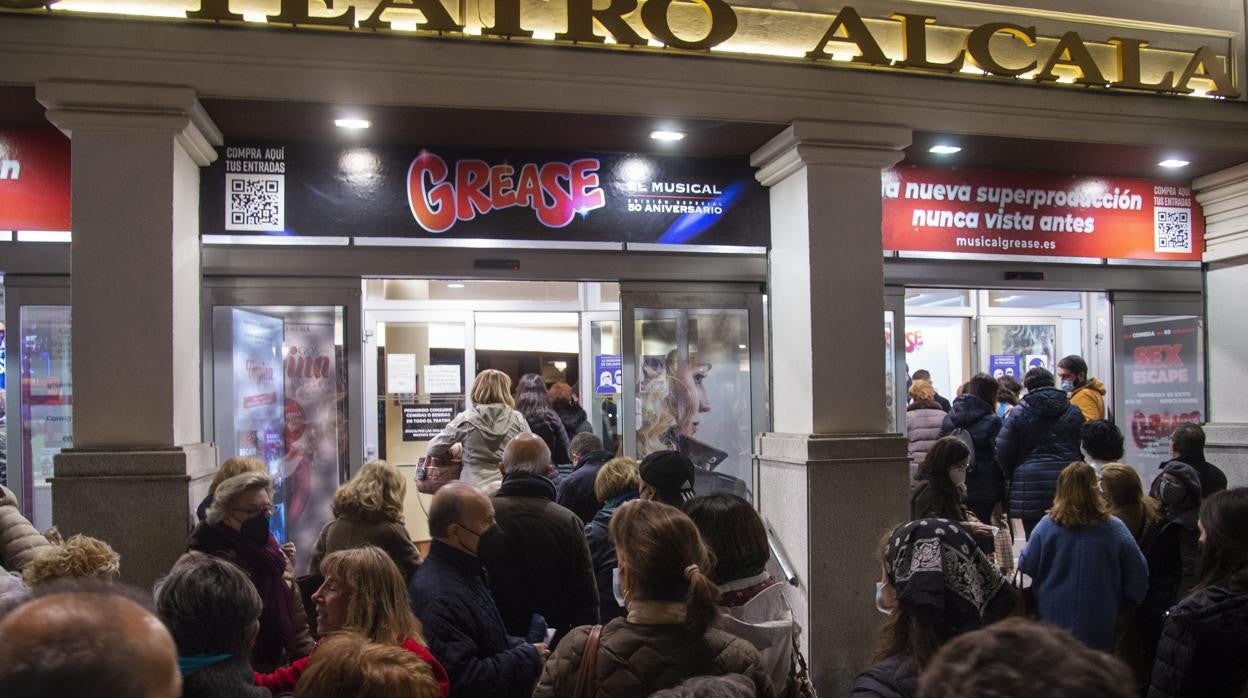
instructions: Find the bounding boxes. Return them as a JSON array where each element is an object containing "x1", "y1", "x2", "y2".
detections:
[
  {"x1": 208, "y1": 456, "x2": 266, "y2": 495},
  {"x1": 1050, "y1": 461, "x2": 1110, "y2": 529},
  {"x1": 206, "y1": 472, "x2": 274, "y2": 526},
  {"x1": 909, "y1": 379, "x2": 936, "y2": 402},
  {"x1": 333, "y1": 461, "x2": 406, "y2": 523},
  {"x1": 23, "y1": 534, "x2": 120, "y2": 587},
  {"x1": 595, "y1": 457, "x2": 641, "y2": 503},
  {"x1": 637, "y1": 374, "x2": 694, "y2": 457},
  {"x1": 319, "y1": 546, "x2": 423, "y2": 645},
  {"x1": 293, "y1": 632, "x2": 439, "y2": 698},
  {"x1": 470, "y1": 369, "x2": 514, "y2": 408}
]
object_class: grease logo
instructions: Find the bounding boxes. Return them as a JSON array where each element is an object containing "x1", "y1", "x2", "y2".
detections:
[{"x1": 406, "y1": 151, "x2": 606, "y2": 232}]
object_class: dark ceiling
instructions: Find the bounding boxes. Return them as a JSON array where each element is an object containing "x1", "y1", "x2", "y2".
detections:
[{"x1": 5, "y1": 84, "x2": 1248, "y2": 178}]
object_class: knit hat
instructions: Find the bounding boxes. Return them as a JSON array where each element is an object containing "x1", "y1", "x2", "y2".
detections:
[{"x1": 638, "y1": 450, "x2": 696, "y2": 506}]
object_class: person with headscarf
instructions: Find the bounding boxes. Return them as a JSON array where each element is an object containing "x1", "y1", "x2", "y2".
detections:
[{"x1": 853, "y1": 518, "x2": 1016, "y2": 698}]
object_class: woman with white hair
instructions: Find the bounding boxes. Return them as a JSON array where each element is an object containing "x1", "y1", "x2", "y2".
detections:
[{"x1": 187, "y1": 471, "x2": 313, "y2": 671}]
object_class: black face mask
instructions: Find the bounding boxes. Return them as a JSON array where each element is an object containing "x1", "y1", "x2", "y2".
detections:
[
  {"x1": 1160, "y1": 479, "x2": 1188, "y2": 510},
  {"x1": 241, "y1": 514, "x2": 271, "y2": 545},
  {"x1": 463, "y1": 524, "x2": 505, "y2": 559}
]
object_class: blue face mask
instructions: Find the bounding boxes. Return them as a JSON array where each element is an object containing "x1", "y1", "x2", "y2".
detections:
[
  {"x1": 612, "y1": 567, "x2": 627, "y2": 608},
  {"x1": 1060, "y1": 379, "x2": 1075, "y2": 393}
]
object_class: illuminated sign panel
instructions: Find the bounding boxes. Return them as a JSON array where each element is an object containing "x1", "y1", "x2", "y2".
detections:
[{"x1": 1, "y1": 0, "x2": 1238, "y2": 98}]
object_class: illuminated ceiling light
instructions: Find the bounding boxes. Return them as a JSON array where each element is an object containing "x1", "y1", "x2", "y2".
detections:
[
  {"x1": 334, "y1": 118, "x2": 371, "y2": 130},
  {"x1": 242, "y1": 12, "x2": 267, "y2": 22},
  {"x1": 446, "y1": 282, "x2": 466, "y2": 289},
  {"x1": 1158, "y1": 158, "x2": 1190, "y2": 168},
  {"x1": 650, "y1": 130, "x2": 686, "y2": 142},
  {"x1": 928, "y1": 144, "x2": 962, "y2": 155}
]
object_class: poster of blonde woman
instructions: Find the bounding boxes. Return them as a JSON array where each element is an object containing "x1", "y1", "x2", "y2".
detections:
[{"x1": 635, "y1": 310, "x2": 752, "y2": 498}]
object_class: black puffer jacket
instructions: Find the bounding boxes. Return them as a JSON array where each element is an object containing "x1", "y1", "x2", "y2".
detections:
[
  {"x1": 1148, "y1": 584, "x2": 1248, "y2": 698},
  {"x1": 940, "y1": 394, "x2": 1004, "y2": 509},
  {"x1": 852, "y1": 653, "x2": 918, "y2": 698},
  {"x1": 554, "y1": 402, "x2": 593, "y2": 438},
  {"x1": 523, "y1": 408, "x2": 571, "y2": 466},
  {"x1": 994, "y1": 386, "x2": 1085, "y2": 519}
]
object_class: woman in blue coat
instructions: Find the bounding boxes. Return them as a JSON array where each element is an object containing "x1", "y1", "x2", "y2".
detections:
[{"x1": 994, "y1": 367, "x2": 1085, "y2": 536}]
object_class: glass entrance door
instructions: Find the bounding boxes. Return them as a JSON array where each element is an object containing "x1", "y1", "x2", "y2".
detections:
[{"x1": 620, "y1": 285, "x2": 765, "y2": 499}]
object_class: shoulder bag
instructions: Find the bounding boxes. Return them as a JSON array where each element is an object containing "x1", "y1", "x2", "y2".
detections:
[
  {"x1": 572, "y1": 624, "x2": 603, "y2": 698},
  {"x1": 414, "y1": 453, "x2": 463, "y2": 495}
]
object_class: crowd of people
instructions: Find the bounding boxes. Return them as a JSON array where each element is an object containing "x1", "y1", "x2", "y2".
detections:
[{"x1": 0, "y1": 363, "x2": 1245, "y2": 697}]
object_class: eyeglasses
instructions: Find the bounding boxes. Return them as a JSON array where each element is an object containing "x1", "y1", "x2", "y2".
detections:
[{"x1": 230, "y1": 505, "x2": 274, "y2": 518}]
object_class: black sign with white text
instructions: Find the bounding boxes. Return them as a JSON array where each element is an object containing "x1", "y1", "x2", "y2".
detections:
[
  {"x1": 402, "y1": 405, "x2": 456, "y2": 442},
  {"x1": 201, "y1": 142, "x2": 769, "y2": 247}
]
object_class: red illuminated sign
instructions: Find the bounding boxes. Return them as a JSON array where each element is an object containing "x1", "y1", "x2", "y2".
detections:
[
  {"x1": 882, "y1": 166, "x2": 1203, "y2": 261},
  {"x1": 0, "y1": 129, "x2": 70, "y2": 232}
]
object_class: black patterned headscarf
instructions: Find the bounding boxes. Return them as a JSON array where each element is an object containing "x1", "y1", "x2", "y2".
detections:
[{"x1": 884, "y1": 518, "x2": 1014, "y2": 635}]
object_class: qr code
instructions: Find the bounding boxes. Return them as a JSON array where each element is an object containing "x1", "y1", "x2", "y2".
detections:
[
  {"x1": 1154, "y1": 207, "x2": 1192, "y2": 253},
  {"x1": 226, "y1": 174, "x2": 284, "y2": 232}
]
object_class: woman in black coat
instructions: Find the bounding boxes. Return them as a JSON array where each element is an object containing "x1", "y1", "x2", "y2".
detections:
[
  {"x1": 994, "y1": 367, "x2": 1084, "y2": 536},
  {"x1": 940, "y1": 373, "x2": 1003, "y2": 526},
  {"x1": 1149, "y1": 488, "x2": 1248, "y2": 698},
  {"x1": 515, "y1": 373, "x2": 571, "y2": 466}
]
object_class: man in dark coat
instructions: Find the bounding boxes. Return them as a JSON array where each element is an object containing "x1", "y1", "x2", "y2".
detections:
[
  {"x1": 485, "y1": 433, "x2": 599, "y2": 648},
  {"x1": 1155, "y1": 422, "x2": 1227, "y2": 498},
  {"x1": 154, "y1": 554, "x2": 271, "y2": 698},
  {"x1": 995, "y1": 367, "x2": 1085, "y2": 536},
  {"x1": 555, "y1": 432, "x2": 614, "y2": 525},
  {"x1": 408, "y1": 483, "x2": 546, "y2": 698}
]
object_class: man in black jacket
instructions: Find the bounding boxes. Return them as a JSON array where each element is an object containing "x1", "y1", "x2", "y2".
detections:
[
  {"x1": 408, "y1": 483, "x2": 546, "y2": 697},
  {"x1": 555, "y1": 432, "x2": 614, "y2": 524},
  {"x1": 485, "y1": 434, "x2": 599, "y2": 648},
  {"x1": 1156, "y1": 423, "x2": 1227, "y2": 498}
]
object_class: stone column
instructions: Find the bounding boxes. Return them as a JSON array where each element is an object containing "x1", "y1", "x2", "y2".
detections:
[
  {"x1": 750, "y1": 121, "x2": 912, "y2": 697},
  {"x1": 38, "y1": 81, "x2": 221, "y2": 586},
  {"x1": 1195, "y1": 164, "x2": 1248, "y2": 487}
]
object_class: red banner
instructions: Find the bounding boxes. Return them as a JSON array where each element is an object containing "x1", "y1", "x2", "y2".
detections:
[
  {"x1": 0, "y1": 129, "x2": 71, "y2": 232},
  {"x1": 882, "y1": 166, "x2": 1203, "y2": 261}
]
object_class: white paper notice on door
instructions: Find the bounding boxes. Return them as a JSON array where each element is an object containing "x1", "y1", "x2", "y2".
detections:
[
  {"x1": 386, "y1": 354, "x2": 417, "y2": 394},
  {"x1": 424, "y1": 365, "x2": 462, "y2": 394}
]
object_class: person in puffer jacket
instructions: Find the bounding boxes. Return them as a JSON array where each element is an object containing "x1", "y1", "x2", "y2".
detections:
[
  {"x1": 1148, "y1": 488, "x2": 1248, "y2": 698},
  {"x1": 994, "y1": 367, "x2": 1084, "y2": 536},
  {"x1": 940, "y1": 373, "x2": 1004, "y2": 526},
  {"x1": 906, "y1": 381, "x2": 946, "y2": 481},
  {"x1": 0, "y1": 485, "x2": 52, "y2": 573}
]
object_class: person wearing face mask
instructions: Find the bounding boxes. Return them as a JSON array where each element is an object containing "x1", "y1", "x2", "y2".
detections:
[
  {"x1": 1136, "y1": 461, "x2": 1204, "y2": 682},
  {"x1": 853, "y1": 519, "x2": 1016, "y2": 698},
  {"x1": 910, "y1": 437, "x2": 996, "y2": 547},
  {"x1": 583, "y1": 456, "x2": 641, "y2": 623},
  {"x1": 408, "y1": 482, "x2": 547, "y2": 697},
  {"x1": 187, "y1": 472, "x2": 314, "y2": 671},
  {"x1": 535, "y1": 499, "x2": 773, "y2": 697},
  {"x1": 1057, "y1": 355, "x2": 1106, "y2": 422},
  {"x1": 480, "y1": 433, "x2": 599, "y2": 648}
]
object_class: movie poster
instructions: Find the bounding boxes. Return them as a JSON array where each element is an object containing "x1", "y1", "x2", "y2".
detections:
[
  {"x1": 282, "y1": 316, "x2": 340, "y2": 575},
  {"x1": 1120, "y1": 316, "x2": 1204, "y2": 480}
]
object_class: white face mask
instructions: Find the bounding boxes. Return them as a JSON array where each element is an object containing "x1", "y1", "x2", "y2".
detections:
[
  {"x1": 875, "y1": 581, "x2": 893, "y2": 616},
  {"x1": 950, "y1": 468, "x2": 967, "y2": 486},
  {"x1": 612, "y1": 567, "x2": 627, "y2": 608}
]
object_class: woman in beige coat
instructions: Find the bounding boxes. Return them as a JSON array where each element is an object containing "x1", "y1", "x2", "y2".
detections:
[{"x1": 0, "y1": 485, "x2": 51, "y2": 572}]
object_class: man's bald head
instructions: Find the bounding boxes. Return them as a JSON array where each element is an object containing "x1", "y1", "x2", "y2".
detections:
[
  {"x1": 0, "y1": 590, "x2": 181, "y2": 698},
  {"x1": 502, "y1": 433, "x2": 552, "y2": 476}
]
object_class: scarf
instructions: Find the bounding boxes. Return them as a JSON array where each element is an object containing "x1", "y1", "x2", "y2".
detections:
[
  {"x1": 213, "y1": 524, "x2": 296, "y2": 669},
  {"x1": 177, "y1": 654, "x2": 232, "y2": 677},
  {"x1": 885, "y1": 518, "x2": 1012, "y2": 635}
]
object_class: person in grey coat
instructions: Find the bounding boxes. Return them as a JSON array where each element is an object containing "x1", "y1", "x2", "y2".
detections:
[{"x1": 154, "y1": 553, "x2": 270, "y2": 698}]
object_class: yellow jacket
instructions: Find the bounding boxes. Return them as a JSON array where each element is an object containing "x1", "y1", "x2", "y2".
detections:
[{"x1": 1070, "y1": 378, "x2": 1106, "y2": 422}]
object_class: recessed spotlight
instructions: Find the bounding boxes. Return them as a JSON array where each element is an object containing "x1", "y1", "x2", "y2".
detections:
[
  {"x1": 650, "y1": 130, "x2": 686, "y2": 142},
  {"x1": 446, "y1": 282, "x2": 465, "y2": 289},
  {"x1": 1158, "y1": 159, "x2": 1190, "y2": 169},
  {"x1": 334, "y1": 118, "x2": 371, "y2": 130},
  {"x1": 929, "y1": 144, "x2": 962, "y2": 155}
]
